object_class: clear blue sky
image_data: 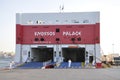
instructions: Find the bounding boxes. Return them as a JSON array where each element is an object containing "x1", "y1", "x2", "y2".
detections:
[{"x1": 0, "y1": 0, "x2": 120, "y2": 54}]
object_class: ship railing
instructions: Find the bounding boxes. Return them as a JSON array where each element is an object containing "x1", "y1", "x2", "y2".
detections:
[{"x1": 43, "y1": 60, "x2": 52, "y2": 66}]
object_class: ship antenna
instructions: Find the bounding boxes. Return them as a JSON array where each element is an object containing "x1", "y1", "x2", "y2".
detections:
[{"x1": 59, "y1": 4, "x2": 64, "y2": 13}]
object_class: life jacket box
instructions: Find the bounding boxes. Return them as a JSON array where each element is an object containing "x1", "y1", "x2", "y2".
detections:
[{"x1": 96, "y1": 63, "x2": 102, "y2": 68}]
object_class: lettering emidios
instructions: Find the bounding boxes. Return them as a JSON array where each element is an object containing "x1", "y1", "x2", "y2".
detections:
[
  {"x1": 34, "y1": 32, "x2": 55, "y2": 36},
  {"x1": 34, "y1": 31, "x2": 81, "y2": 36}
]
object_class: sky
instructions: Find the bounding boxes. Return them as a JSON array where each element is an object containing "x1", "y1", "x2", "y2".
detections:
[{"x1": 0, "y1": 0, "x2": 120, "y2": 55}]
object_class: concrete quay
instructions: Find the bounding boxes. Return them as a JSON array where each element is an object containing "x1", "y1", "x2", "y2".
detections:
[{"x1": 0, "y1": 68, "x2": 120, "y2": 80}]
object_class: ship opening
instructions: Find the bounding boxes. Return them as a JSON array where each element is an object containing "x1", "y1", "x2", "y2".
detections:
[
  {"x1": 31, "y1": 48, "x2": 53, "y2": 62},
  {"x1": 62, "y1": 48, "x2": 85, "y2": 62}
]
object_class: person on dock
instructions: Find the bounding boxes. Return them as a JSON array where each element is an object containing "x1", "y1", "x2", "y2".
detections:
[
  {"x1": 68, "y1": 59, "x2": 72, "y2": 68},
  {"x1": 9, "y1": 61, "x2": 15, "y2": 70}
]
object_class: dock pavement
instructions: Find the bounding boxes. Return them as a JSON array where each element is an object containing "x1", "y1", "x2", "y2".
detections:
[{"x1": 0, "y1": 67, "x2": 120, "y2": 80}]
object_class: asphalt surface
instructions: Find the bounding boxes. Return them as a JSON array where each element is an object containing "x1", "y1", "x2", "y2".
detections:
[{"x1": 0, "y1": 68, "x2": 120, "y2": 80}]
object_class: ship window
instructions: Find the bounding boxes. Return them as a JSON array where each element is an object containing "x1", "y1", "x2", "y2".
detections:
[
  {"x1": 83, "y1": 20, "x2": 89, "y2": 23},
  {"x1": 40, "y1": 38, "x2": 44, "y2": 41},
  {"x1": 34, "y1": 38, "x2": 39, "y2": 41},
  {"x1": 56, "y1": 28, "x2": 60, "y2": 32},
  {"x1": 56, "y1": 38, "x2": 60, "y2": 41},
  {"x1": 54, "y1": 51, "x2": 56, "y2": 56},
  {"x1": 71, "y1": 38, "x2": 75, "y2": 41},
  {"x1": 59, "y1": 51, "x2": 61, "y2": 57},
  {"x1": 77, "y1": 37, "x2": 81, "y2": 41},
  {"x1": 56, "y1": 20, "x2": 59, "y2": 22}
]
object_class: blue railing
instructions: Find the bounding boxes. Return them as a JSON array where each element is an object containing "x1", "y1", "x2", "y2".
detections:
[
  {"x1": 18, "y1": 62, "x2": 82, "y2": 69},
  {"x1": 58, "y1": 62, "x2": 81, "y2": 68},
  {"x1": 18, "y1": 62, "x2": 43, "y2": 69}
]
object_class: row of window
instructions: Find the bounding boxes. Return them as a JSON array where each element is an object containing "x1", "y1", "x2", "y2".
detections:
[
  {"x1": 27, "y1": 19, "x2": 89, "y2": 24},
  {"x1": 34, "y1": 37, "x2": 81, "y2": 42}
]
